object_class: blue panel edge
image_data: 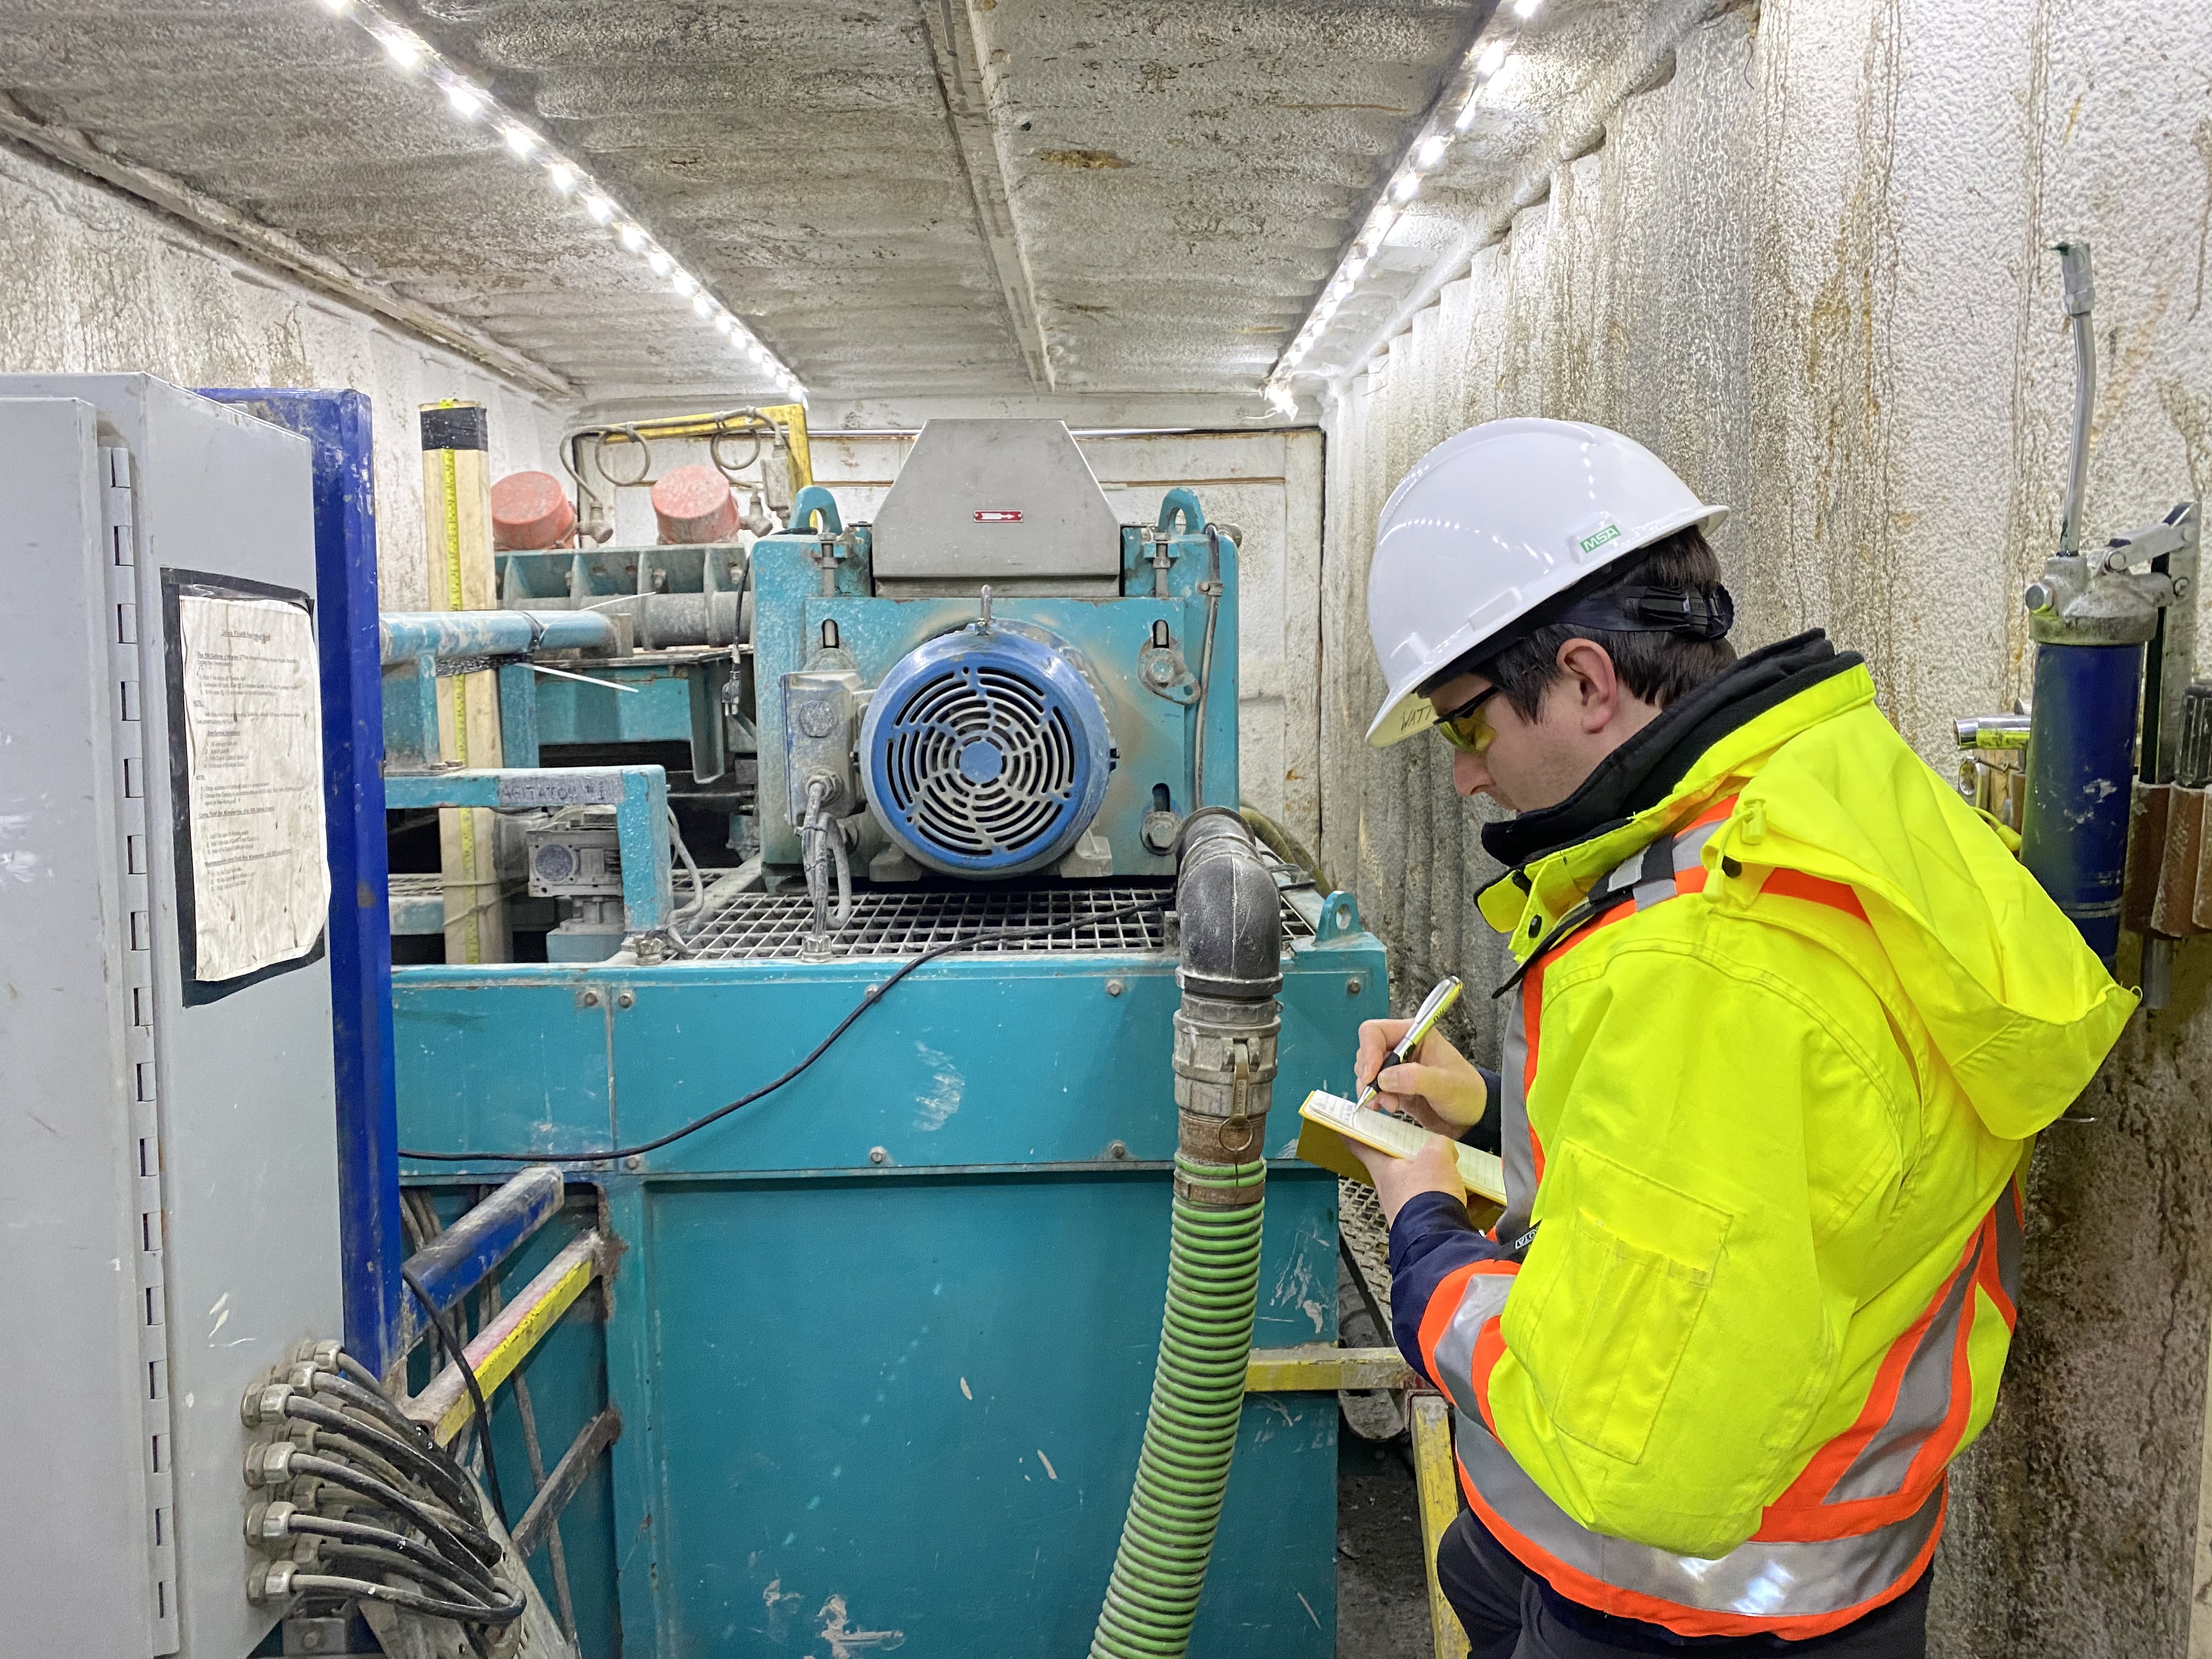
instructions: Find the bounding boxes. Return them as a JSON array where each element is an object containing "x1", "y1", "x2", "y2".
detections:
[{"x1": 201, "y1": 388, "x2": 404, "y2": 1378}]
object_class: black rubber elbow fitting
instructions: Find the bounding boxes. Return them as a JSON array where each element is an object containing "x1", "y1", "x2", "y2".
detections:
[
  {"x1": 1171, "y1": 808, "x2": 1282, "y2": 1188},
  {"x1": 1173, "y1": 808, "x2": 1284, "y2": 1002}
]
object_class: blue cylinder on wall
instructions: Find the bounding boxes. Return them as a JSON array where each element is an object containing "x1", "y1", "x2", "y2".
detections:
[{"x1": 2019, "y1": 642, "x2": 2144, "y2": 962}]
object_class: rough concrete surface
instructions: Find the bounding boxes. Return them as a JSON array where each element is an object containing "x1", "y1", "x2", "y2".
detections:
[
  {"x1": 0, "y1": 140, "x2": 562, "y2": 607},
  {"x1": 0, "y1": 0, "x2": 1549, "y2": 404},
  {"x1": 1317, "y1": 3, "x2": 2212, "y2": 1654}
]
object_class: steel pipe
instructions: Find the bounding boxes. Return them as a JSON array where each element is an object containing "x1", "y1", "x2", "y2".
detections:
[{"x1": 379, "y1": 608, "x2": 616, "y2": 665}]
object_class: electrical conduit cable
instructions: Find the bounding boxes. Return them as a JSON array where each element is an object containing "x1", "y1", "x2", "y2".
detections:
[{"x1": 1092, "y1": 809, "x2": 1283, "y2": 1659}]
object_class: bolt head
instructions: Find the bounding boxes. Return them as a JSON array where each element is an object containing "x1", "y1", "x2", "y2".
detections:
[
  {"x1": 2025, "y1": 580, "x2": 2055, "y2": 613},
  {"x1": 624, "y1": 1153, "x2": 642, "y2": 1171},
  {"x1": 1346, "y1": 977, "x2": 1362, "y2": 996},
  {"x1": 616, "y1": 989, "x2": 635, "y2": 1009},
  {"x1": 580, "y1": 988, "x2": 602, "y2": 1007},
  {"x1": 2177, "y1": 575, "x2": 2194, "y2": 597},
  {"x1": 868, "y1": 1146, "x2": 889, "y2": 1165},
  {"x1": 1105, "y1": 978, "x2": 1126, "y2": 997},
  {"x1": 1148, "y1": 658, "x2": 1172, "y2": 682}
]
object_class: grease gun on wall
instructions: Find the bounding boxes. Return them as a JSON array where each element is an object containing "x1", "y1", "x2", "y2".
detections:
[{"x1": 1959, "y1": 241, "x2": 2203, "y2": 1008}]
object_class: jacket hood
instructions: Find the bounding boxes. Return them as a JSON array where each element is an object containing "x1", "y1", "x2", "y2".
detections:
[{"x1": 1479, "y1": 662, "x2": 2135, "y2": 1141}]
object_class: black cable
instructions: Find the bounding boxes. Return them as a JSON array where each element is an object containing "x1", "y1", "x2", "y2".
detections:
[
  {"x1": 284, "y1": 1573, "x2": 524, "y2": 1626},
  {"x1": 285, "y1": 1513, "x2": 507, "y2": 1602},
  {"x1": 289, "y1": 1452, "x2": 500, "y2": 1571},
  {"x1": 284, "y1": 1396, "x2": 480, "y2": 1520},
  {"x1": 334, "y1": 1352, "x2": 386, "y2": 1395},
  {"x1": 315, "y1": 1541, "x2": 520, "y2": 1617},
  {"x1": 399, "y1": 1266, "x2": 510, "y2": 1532},
  {"x1": 308, "y1": 1429, "x2": 415, "y2": 1497},
  {"x1": 398, "y1": 898, "x2": 1166, "y2": 1164},
  {"x1": 304, "y1": 1370, "x2": 438, "y2": 1454}
]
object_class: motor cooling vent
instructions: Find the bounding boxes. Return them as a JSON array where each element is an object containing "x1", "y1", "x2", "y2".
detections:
[{"x1": 861, "y1": 626, "x2": 1112, "y2": 877}]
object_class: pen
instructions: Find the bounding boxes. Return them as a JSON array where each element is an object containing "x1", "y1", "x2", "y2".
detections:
[{"x1": 1354, "y1": 975, "x2": 1464, "y2": 1108}]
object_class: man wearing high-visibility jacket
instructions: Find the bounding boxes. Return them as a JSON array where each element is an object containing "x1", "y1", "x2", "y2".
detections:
[{"x1": 1347, "y1": 419, "x2": 2133, "y2": 1657}]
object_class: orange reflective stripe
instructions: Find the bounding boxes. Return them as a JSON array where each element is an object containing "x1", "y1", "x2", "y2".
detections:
[
  {"x1": 1417, "y1": 1261, "x2": 1485, "y2": 1388},
  {"x1": 1764, "y1": 1195, "x2": 2017, "y2": 1540},
  {"x1": 1984, "y1": 1179, "x2": 2023, "y2": 1328},
  {"x1": 1758, "y1": 866, "x2": 1870, "y2": 923},
  {"x1": 1426, "y1": 1261, "x2": 1519, "y2": 1419},
  {"x1": 1684, "y1": 793, "x2": 1740, "y2": 832},
  {"x1": 1469, "y1": 1316, "x2": 1509, "y2": 1435},
  {"x1": 1520, "y1": 966, "x2": 1548, "y2": 1192},
  {"x1": 1770, "y1": 1251, "x2": 1967, "y2": 1515},
  {"x1": 1458, "y1": 1419, "x2": 1944, "y2": 1639}
]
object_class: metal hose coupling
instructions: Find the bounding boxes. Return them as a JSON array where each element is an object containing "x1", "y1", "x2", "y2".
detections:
[{"x1": 1169, "y1": 808, "x2": 1281, "y2": 1204}]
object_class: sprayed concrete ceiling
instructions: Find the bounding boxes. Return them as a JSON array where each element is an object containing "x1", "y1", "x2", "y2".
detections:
[{"x1": 0, "y1": 0, "x2": 1645, "y2": 411}]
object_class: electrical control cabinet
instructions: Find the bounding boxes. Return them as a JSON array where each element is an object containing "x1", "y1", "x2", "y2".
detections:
[{"x1": 0, "y1": 376, "x2": 343, "y2": 1658}]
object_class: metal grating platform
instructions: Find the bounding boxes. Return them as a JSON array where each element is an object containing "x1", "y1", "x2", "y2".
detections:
[{"x1": 684, "y1": 881, "x2": 1317, "y2": 961}]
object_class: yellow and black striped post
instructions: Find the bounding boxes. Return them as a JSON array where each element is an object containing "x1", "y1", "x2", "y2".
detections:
[{"x1": 421, "y1": 400, "x2": 509, "y2": 964}]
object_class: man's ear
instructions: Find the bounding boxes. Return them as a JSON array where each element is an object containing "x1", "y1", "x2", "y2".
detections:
[{"x1": 1555, "y1": 638, "x2": 1621, "y2": 735}]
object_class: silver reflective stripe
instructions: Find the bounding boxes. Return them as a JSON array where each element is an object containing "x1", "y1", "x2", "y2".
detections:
[
  {"x1": 1825, "y1": 1234, "x2": 1982, "y2": 1503},
  {"x1": 1494, "y1": 806, "x2": 1728, "y2": 1252},
  {"x1": 1458, "y1": 1418, "x2": 1943, "y2": 1621},
  {"x1": 1429, "y1": 1269, "x2": 1516, "y2": 1412},
  {"x1": 1629, "y1": 837, "x2": 1676, "y2": 910},
  {"x1": 1993, "y1": 1187, "x2": 2022, "y2": 1306},
  {"x1": 1497, "y1": 989, "x2": 1536, "y2": 1240},
  {"x1": 1672, "y1": 816, "x2": 1726, "y2": 874}
]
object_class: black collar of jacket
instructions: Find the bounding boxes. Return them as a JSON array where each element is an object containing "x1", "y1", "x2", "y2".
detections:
[{"x1": 1480, "y1": 630, "x2": 1860, "y2": 871}]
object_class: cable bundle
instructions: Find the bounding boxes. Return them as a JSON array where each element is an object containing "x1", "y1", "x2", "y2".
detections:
[{"x1": 241, "y1": 1339, "x2": 525, "y2": 1641}]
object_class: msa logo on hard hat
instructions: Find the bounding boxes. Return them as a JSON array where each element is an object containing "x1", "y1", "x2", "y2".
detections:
[{"x1": 1578, "y1": 523, "x2": 1622, "y2": 557}]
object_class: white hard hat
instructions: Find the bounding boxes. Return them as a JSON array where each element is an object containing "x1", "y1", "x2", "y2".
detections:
[{"x1": 1364, "y1": 417, "x2": 1728, "y2": 748}]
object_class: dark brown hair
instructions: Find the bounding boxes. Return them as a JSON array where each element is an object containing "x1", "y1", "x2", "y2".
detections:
[{"x1": 1445, "y1": 525, "x2": 1736, "y2": 720}]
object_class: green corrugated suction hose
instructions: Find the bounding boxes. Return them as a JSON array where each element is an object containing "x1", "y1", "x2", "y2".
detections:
[{"x1": 1089, "y1": 1153, "x2": 1267, "y2": 1658}]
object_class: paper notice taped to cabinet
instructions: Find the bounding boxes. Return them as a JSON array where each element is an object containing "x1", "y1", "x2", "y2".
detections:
[{"x1": 177, "y1": 595, "x2": 329, "y2": 981}]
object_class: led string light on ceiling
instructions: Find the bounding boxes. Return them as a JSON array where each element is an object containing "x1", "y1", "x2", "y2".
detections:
[
  {"x1": 1262, "y1": 0, "x2": 1543, "y2": 416},
  {"x1": 306, "y1": 0, "x2": 806, "y2": 402}
]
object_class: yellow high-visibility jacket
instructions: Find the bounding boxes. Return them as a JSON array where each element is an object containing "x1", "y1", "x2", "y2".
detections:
[{"x1": 1402, "y1": 657, "x2": 2133, "y2": 1639}]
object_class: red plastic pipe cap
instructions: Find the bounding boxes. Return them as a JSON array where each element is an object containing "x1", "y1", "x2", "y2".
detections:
[
  {"x1": 490, "y1": 470, "x2": 577, "y2": 550},
  {"x1": 652, "y1": 464, "x2": 741, "y2": 545}
]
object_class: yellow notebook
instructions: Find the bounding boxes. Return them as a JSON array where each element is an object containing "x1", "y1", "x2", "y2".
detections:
[{"x1": 1296, "y1": 1088, "x2": 1508, "y2": 1207}]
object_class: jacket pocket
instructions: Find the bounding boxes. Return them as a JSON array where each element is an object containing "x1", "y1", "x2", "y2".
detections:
[{"x1": 1505, "y1": 1137, "x2": 1733, "y2": 1465}]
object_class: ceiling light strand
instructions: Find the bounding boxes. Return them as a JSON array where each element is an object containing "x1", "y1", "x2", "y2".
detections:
[
  {"x1": 317, "y1": 0, "x2": 805, "y2": 401},
  {"x1": 1263, "y1": 1, "x2": 1542, "y2": 412}
]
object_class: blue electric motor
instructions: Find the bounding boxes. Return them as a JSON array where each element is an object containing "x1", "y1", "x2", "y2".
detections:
[{"x1": 861, "y1": 624, "x2": 1115, "y2": 877}]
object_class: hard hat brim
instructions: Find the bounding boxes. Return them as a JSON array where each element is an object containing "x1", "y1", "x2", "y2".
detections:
[{"x1": 1362, "y1": 501, "x2": 1728, "y2": 749}]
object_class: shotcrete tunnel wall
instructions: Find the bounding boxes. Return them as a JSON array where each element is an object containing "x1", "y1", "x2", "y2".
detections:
[{"x1": 1313, "y1": 4, "x2": 2212, "y2": 1655}]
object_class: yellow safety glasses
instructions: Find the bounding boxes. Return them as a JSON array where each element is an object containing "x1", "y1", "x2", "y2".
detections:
[{"x1": 1432, "y1": 684, "x2": 1500, "y2": 755}]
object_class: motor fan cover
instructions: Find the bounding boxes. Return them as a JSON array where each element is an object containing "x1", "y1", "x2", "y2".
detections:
[{"x1": 861, "y1": 626, "x2": 1112, "y2": 877}]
